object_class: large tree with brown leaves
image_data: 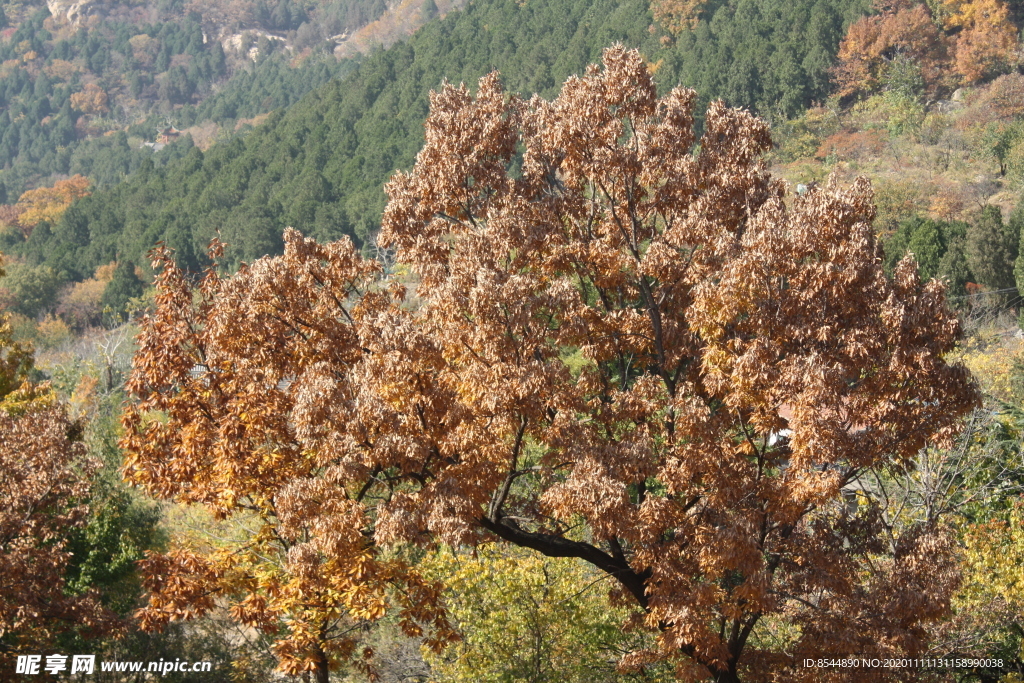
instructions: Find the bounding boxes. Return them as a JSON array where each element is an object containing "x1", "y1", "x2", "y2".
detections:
[
  {"x1": 122, "y1": 239, "x2": 456, "y2": 683},
  {"x1": 123, "y1": 46, "x2": 980, "y2": 682}
]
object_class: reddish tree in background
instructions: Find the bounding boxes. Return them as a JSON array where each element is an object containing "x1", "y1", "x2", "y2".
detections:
[
  {"x1": 123, "y1": 47, "x2": 979, "y2": 682},
  {"x1": 69, "y1": 84, "x2": 109, "y2": 116},
  {"x1": 0, "y1": 321, "x2": 114, "y2": 656},
  {"x1": 833, "y1": 1, "x2": 948, "y2": 98},
  {"x1": 834, "y1": 0, "x2": 1020, "y2": 97}
]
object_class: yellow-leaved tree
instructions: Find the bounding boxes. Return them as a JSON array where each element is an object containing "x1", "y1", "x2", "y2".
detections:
[
  {"x1": 958, "y1": 501, "x2": 1024, "y2": 663},
  {"x1": 651, "y1": 0, "x2": 709, "y2": 34},
  {"x1": 15, "y1": 175, "x2": 90, "y2": 234},
  {"x1": 942, "y1": 0, "x2": 1021, "y2": 82},
  {"x1": 422, "y1": 545, "x2": 671, "y2": 682}
]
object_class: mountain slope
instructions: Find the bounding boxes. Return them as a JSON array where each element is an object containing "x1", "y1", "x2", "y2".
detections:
[{"x1": 17, "y1": 0, "x2": 870, "y2": 279}]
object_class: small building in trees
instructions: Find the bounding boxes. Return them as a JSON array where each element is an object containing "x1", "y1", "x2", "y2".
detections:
[{"x1": 155, "y1": 126, "x2": 181, "y2": 145}]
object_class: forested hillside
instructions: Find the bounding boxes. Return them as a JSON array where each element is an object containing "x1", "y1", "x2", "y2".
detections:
[
  {"x1": 6, "y1": 0, "x2": 871, "y2": 278},
  {"x1": 0, "y1": 0, "x2": 402, "y2": 204},
  {"x1": 176, "y1": 50, "x2": 355, "y2": 126},
  {"x1": 0, "y1": 8, "x2": 228, "y2": 200}
]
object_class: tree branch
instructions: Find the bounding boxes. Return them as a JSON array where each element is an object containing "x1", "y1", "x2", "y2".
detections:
[{"x1": 477, "y1": 516, "x2": 651, "y2": 609}]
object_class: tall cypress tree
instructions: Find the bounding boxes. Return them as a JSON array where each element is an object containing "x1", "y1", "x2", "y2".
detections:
[
  {"x1": 1011, "y1": 197, "x2": 1024, "y2": 300},
  {"x1": 967, "y1": 205, "x2": 1016, "y2": 293}
]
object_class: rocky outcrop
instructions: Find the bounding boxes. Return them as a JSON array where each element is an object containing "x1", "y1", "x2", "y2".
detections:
[
  {"x1": 334, "y1": 0, "x2": 467, "y2": 59},
  {"x1": 221, "y1": 31, "x2": 290, "y2": 61},
  {"x1": 46, "y1": 0, "x2": 102, "y2": 24}
]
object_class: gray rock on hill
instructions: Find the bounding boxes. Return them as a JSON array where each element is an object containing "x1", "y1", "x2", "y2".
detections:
[{"x1": 46, "y1": 0, "x2": 103, "y2": 24}]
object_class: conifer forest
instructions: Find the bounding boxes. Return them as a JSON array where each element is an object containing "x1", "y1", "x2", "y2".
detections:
[{"x1": 2, "y1": 0, "x2": 1024, "y2": 681}]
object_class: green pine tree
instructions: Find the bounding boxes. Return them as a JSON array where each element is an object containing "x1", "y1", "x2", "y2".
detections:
[
  {"x1": 967, "y1": 205, "x2": 1017, "y2": 294},
  {"x1": 1011, "y1": 197, "x2": 1024, "y2": 306},
  {"x1": 101, "y1": 260, "x2": 144, "y2": 323}
]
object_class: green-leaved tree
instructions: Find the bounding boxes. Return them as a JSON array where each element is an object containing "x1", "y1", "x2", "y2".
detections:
[
  {"x1": 967, "y1": 205, "x2": 1017, "y2": 297},
  {"x1": 101, "y1": 260, "x2": 144, "y2": 324}
]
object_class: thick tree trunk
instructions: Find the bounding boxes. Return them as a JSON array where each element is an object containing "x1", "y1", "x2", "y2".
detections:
[
  {"x1": 313, "y1": 647, "x2": 329, "y2": 683},
  {"x1": 714, "y1": 666, "x2": 741, "y2": 683}
]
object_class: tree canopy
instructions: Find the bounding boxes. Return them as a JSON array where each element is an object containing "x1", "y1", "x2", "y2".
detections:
[
  {"x1": 121, "y1": 47, "x2": 979, "y2": 681},
  {"x1": 0, "y1": 316, "x2": 117, "y2": 655},
  {"x1": 833, "y1": 0, "x2": 1021, "y2": 99}
]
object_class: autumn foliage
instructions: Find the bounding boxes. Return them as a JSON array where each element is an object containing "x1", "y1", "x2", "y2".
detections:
[
  {"x1": 122, "y1": 238, "x2": 456, "y2": 682},
  {"x1": 122, "y1": 47, "x2": 979, "y2": 681},
  {"x1": 14, "y1": 174, "x2": 91, "y2": 234},
  {"x1": 957, "y1": 73, "x2": 1024, "y2": 128},
  {"x1": 652, "y1": 0, "x2": 709, "y2": 34},
  {"x1": 0, "y1": 406, "x2": 115, "y2": 655},
  {"x1": 815, "y1": 128, "x2": 887, "y2": 161},
  {"x1": 69, "y1": 84, "x2": 109, "y2": 116},
  {"x1": 833, "y1": 1, "x2": 948, "y2": 98},
  {"x1": 834, "y1": 0, "x2": 1020, "y2": 96},
  {"x1": 939, "y1": 0, "x2": 1020, "y2": 82},
  {"x1": 0, "y1": 311, "x2": 32, "y2": 400},
  {"x1": 0, "y1": 320, "x2": 114, "y2": 655}
]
